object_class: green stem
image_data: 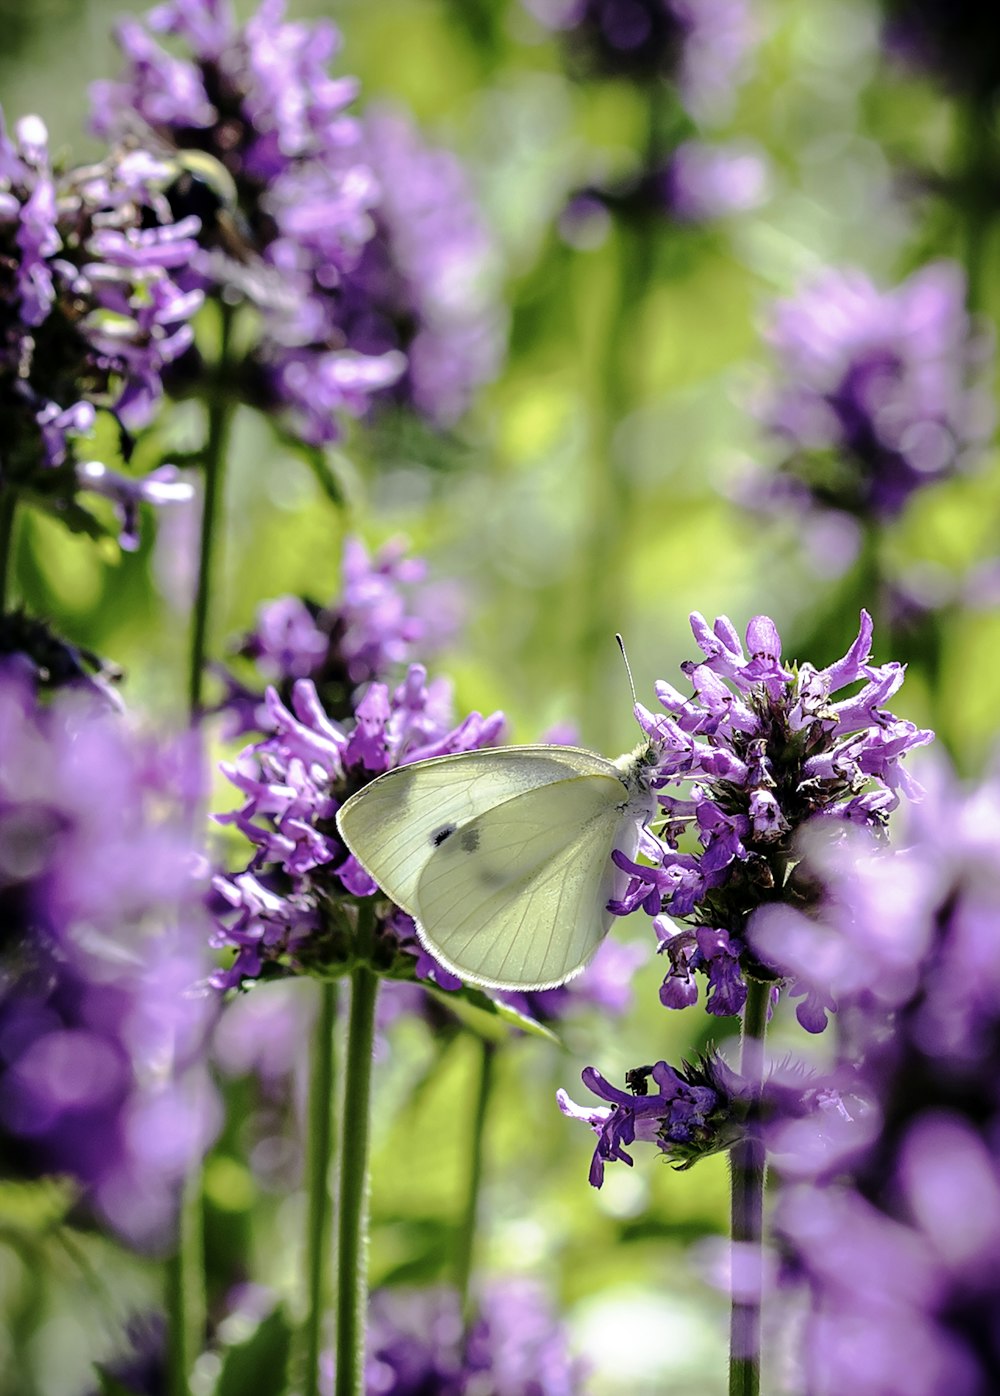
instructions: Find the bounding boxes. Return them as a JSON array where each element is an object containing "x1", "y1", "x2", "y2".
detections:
[
  {"x1": 303, "y1": 981, "x2": 338, "y2": 1396},
  {"x1": 0, "y1": 488, "x2": 18, "y2": 612},
  {"x1": 728, "y1": 978, "x2": 770, "y2": 1396},
  {"x1": 188, "y1": 305, "x2": 235, "y2": 717},
  {"x1": 958, "y1": 95, "x2": 994, "y2": 316},
  {"x1": 334, "y1": 940, "x2": 379, "y2": 1396},
  {"x1": 166, "y1": 1168, "x2": 205, "y2": 1396},
  {"x1": 455, "y1": 1037, "x2": 496, "y2": 1326}
]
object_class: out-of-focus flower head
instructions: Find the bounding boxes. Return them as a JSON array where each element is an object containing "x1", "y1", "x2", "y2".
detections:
[
  {"x1": 93, "y1": 1, "x2": 489, "y2": 442},
  {"x1": 0, "y1": 611, "x2": 122, "y2": 706},
  {"x1": 362, "y1": 1279, "x2": 588, "y2": 1394},
  {"x1": 339, "y1": 107, "x2": 506, "y2": 428},
  {"x1": 559, "y1": 138, "x2": 769, "y2": 248},
  {"x1": 881, "y1": 0, "x2": 1000, "y2": 101},
  {"x1": 609, "y1": 609, "x2": 932, "y2": 1019},
  {"x1": 217, "y1": 535, "x2": 462, "y2": 736},
  {"x1": 212, "y1": 664, "x2": 505, "y2": 991},
  {"x1": 526, "y1": 0, "x2": 755, "y2": 122},
  {"x1": 0, "y1": 674, "x2": 218, "y2": 1249},
  {"x1": 752, "y1": 261, "x2": 994, "y2": 526},
  {"x1": 0, "y1": 108, "x2": 200, "y2": 546},
  {"x1": 757, "y1": 763, "x2": 1000, "y2": 1393},
  {"x1": 499, "y1": 937, "x2": 649, "y2": 1025}
]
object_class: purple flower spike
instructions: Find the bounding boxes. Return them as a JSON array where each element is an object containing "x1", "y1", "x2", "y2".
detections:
[
  {"x1": 750, "y1": 261, "x2": 994, "y2": 528},
  {"x1": 0, "y1": 675, "x2": 218, "y2": 1250},
  {"x1": 617, "y1": 610, "x2": 931, "y2": 1021},
  {"x1": 0, "y1": 107, "x2": 203, "y2": 545}
]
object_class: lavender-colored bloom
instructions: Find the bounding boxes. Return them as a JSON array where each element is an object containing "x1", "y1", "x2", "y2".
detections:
[
  {"x1": 526, "y1": 0, "x2": 755, "y2": 121},
  {"x1": 757, "y1": 764, "x2": 1000, "y2": 1393},
  {"x1": 362, "y1": 1279, "x2": 587, "y2": 1394},
  {"x1": 609, "y1": 609, "x2": 931, "y2": 1018},
  {"x1": 755, "y1": 261, "x2": 994, "y2": 523},
  {"x1": 558, "y1": 1054, "x2": 741, "y2": 1185},
  {"x1": 212, "y1": 664, "x2": 504, "y2": 990},
  {"x1": 217, "y1": 535, "x2": 462, "y2": 736},
  {"x1": 0, "y1": 675, "x2": 217, "y2": 1250},
  {"x1": 661, "y1": 139, "x2": 769, "y2": 222},
  {"x1": 499, "y1": 937, "x2": 648, "y2": 1025},
  {"x1": 339, "y1": 108, "x2": 506, "y2": 427},
  {"x1": 0, "y1": 611, "x2": 122, "y2": 705},
  {"x1": 0, "y1": 110, "x2": 200, "y2": 545},
  {"x1": 90, "y1": 0, "x2": 408, "y2": 443}
]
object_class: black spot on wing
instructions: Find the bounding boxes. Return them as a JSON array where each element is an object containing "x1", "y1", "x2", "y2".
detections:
[
  {"x1": 431, "y1": 824, "x2": 456, "y2": 847},
  {"x1": 460, "y1": 828, "x2": 480, "y2": 853}
]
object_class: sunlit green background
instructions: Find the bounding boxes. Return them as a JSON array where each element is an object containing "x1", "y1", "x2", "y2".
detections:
[{"x1": 2, "y1": 0, "x2": 998, "y2": 1392}]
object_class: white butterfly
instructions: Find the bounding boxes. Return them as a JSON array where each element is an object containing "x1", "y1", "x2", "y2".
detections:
[{"x1": 335, "y1": 740, "x2": 660, "y2": 990}]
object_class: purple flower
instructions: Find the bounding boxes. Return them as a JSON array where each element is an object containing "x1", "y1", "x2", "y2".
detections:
[
  {"x1": 526, "y1": 0, "x2": 755, "y2": 121},
  {"x1": 362, "y1": 1279, "x2": 587, "y2": 1394},
  {"x1": 612, "y1": 609, "x2": 932, "y2": 1018},
  {"x1": 498, "y1": 937, "x2": 649, "y2": 1025},
  {"x1": 217, "y1": 535, "x2": 462, "y2": 736},
  {"x1": 90, "y1": 0, "x2": 438, "y2": 441},
  {"x1": 558, "y1": 1054, "x2": 743, "y2": 1185},
  {"x1": 0, "y1": 675, "x2": 218, "y2": 1250},
  {"x1": 753, "y1": 261, "x2": 994, "y2": 524},
  {"x1": 660, "y1": 139, "x2": 770, "y2": 222},
  {"x1": 759, "y1": 761, "x2": 1000, "y2": 1392},
  {"x1": 0, "y1": 110, "x2": 200, "y2": 545},
  {"x1": 339, "y1": 107, "x2": 506, "y2": 427},
  {"x1": 212, "y1": 665, "x2": 505, "y2": 990}
]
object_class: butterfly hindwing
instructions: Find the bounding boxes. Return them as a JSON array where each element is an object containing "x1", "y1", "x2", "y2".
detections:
[
  {"x1": 413, "y1": 771, "x2": 631, "y2": 989},
  {"x1": 336, "y1": 745, "x2": 621, "y2": 917}
]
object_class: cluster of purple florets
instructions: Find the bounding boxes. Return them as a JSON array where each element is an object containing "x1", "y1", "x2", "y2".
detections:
[
  {"x1": 0, "y1": 674, "x2": 217, "y2": 1248},
  {"x1": 90, "y1": 0, "x2": 504, "y2": 440},
  {"x1": 0, "y1": 109, "x2": 198, "y2": 545}
]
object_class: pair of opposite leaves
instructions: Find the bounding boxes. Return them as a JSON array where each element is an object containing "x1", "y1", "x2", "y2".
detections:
[{"x1": 336, "y1": 738, "x2": 660, "y2": 991}]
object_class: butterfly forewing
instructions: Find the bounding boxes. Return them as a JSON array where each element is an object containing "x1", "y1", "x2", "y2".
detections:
[
  {"x1": 335, "y1": 745, "x2": 620, "y2": 917},
  {"x1": 413, "y1": 772, "x2": 630, "y2": 989}
]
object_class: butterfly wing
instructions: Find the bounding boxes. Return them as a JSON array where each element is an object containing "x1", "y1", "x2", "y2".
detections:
[
  {"x1": 412, "y1": 771, "x2": 637, "y2": 989},
  {"x1": 335, "y1": 745, "x2": 621, "y2": 918}
]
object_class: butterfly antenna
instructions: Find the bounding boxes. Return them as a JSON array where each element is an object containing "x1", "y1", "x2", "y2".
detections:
[{"x1": 615, "y1": 633, "x2": 638, "y2": 707}]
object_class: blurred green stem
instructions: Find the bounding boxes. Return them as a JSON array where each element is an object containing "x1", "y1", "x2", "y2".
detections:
[
  {"x1": 334, "y1": 907, "x2": 379, "y2": 1396},
  {"x1": 0, "y1": 489, "x2": 17, "y2": 612},
  {"x1": 188, "y1": 304, "x2": 236, "y2": 716},
  {"x1": 455, "y1": 1037, "x2": 496, "y2": 1327},
  {"x1": 303, "y1": 981, "x2": 338, "y2": 1396},
  {"x1": 166, "y1": 1168, "x2": 204, "y2": 1396},
  {"x1": 959, "y1": 96, "x2": 994, "y2": 315},
  {"x1": 728, "y1": 978, "x2": 769, "y2": 1396}
]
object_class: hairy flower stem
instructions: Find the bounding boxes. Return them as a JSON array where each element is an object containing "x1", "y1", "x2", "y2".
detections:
[
  {"x1": 166, "y1": 1169, "x2": 204, "y2": 1396},
  {"x1": 334, "y1": 918, "x2": 379, "y2": 1396},
  {"x1": 729, "y1": 978, "x2": 770, "y2": 1396},
  {"x1": 455, "y1": 1037, "x2": 496, "y2": 1329},
  {"x1": 0, "y1": 489, "x2": 17, "y2": 612},
  {"x1": 303, "y1": 981, "x2": 338, "y2": 1396},
  {"x1": 188, "y1": 304, "x2": 236, "y2": 716}
]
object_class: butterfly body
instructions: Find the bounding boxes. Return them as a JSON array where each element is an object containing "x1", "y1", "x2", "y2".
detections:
[{"x1": 335, "y1": 741, "x2": 658, "y2": 990}]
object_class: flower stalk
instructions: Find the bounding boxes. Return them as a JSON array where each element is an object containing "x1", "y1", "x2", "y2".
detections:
[
  {"x1": 455, "y1": 1037, "x2": 496, "y2": 1327},
  {"x1": 728, "y1": 978, "x2": 770, "y2": 1396},
  {"x1": 303, "y1": 981, "x2": 338, "y2": 1396},
  {"x1": 188, "y1": 303, "x2": 235, "y2": 717},
  {"x1": 334, "y1": 904, "x2": 380, "y2": 1396},
  {"x1": 0, "y1": 490, "x2": 17, "y2": 613}
]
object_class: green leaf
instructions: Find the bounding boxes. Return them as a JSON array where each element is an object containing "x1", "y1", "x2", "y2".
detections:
[
  {"x1": 213, "y1": 1305, "x2": 292, "y2": 1396},
  {"x1": 0, "y1": 1176, "x2": 77, "y2": 1234},
  {"x1": 421, "y1": 979, "x2": 560, "y2": 1044}
]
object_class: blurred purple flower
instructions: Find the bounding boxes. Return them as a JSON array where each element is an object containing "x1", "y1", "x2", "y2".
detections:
[
  {"x1": 660, "y1": 138, "x2": 770, "y2": 222},
  {"x1": 750, "y1": 261, "x2": 994, "y2": 525},
  {"x1": 757, "y1": 762, "x2": 1000, "y2": 1392},
  {"x1": 361, "y1": 1279, "x2": 587, "y2": 1394},
  {"x1": 0, "y1": 110, "x2": 200, "y2": 545},
  {"x1": 610, "y1": 609, "x2": 932, "y2": 1018},
  {"x1": 212, "y1": 664, "x2": 504, "y2": 990},
  {"x1": 526, "y1": 0, "x2": 755, "y2": 121},
  {"x1": 339, "y1": 108, "x2": 506, "y2": 427},
  {"x1": 498, "y1": 936, "x2": 648, "y2": 1025},
  {"x1": 0, "y1": 675, "x2": 218, "y2": 1250},
  {"x1": 217, "y1": 534, "x2": 463, "y2": 736},
  {"x1": 881, "y1": 0, "x2": 1000, "y2": 100}
]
